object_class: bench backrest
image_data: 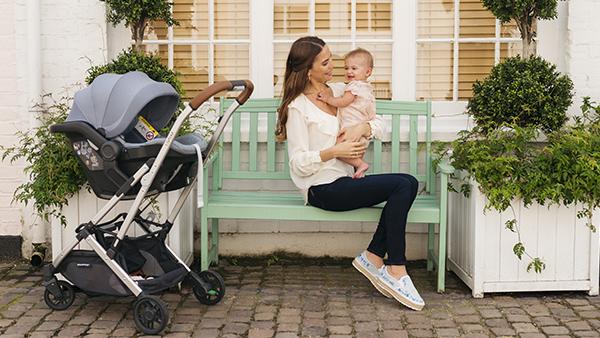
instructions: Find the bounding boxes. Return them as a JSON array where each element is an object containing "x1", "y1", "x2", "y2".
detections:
[{"x1": 213, "y1": 97, "x2": 434, "y2": 194}]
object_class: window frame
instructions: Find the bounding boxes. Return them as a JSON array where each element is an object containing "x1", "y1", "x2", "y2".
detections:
[
  {"x1": 414, "y1": 0, "x2": 522, "y2": 101},
  {"x1": 143, "y1": 0, "x2": 252, "y2": 100}
]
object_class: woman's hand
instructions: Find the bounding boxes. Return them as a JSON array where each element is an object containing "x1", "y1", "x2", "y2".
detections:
[
  {"x1": 338, "y1": 122, "x2": 371, "y2": 142},
  {"x1": 319, "y1": 140, "x2": 367, "y2": 162},
  {"x1": 332, "y1": 140, "x2": 368, "y2": 158}
]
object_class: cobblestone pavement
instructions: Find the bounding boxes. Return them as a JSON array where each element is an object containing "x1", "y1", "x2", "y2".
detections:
[{"x1": 1, "y1": 258, "x2": 600, "y2": 338}]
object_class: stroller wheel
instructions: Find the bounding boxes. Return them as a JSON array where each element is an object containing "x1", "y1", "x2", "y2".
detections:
[
  {"x1": 44, "y1": 281, "x2": 75, "y2": 310},
  {"x1": 133, "y1": 295, "x2": 168, "y2": 335},
  {"x1": 193, "y1": 270, "x2": 226, "y2": 305}
]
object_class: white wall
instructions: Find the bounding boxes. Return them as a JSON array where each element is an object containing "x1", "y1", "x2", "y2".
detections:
[
  {"x1": 0, "y1": 0, "x2": 107, "y2": 257},
  {"x1": 0, "y1": 0, "x2": 26, "y2": 238},
  {"x1": 567, "y1": 0, "x2": 600, "y2": 108}
]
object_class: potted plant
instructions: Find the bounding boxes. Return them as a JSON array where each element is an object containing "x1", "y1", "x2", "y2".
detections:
[{"x1": 435, "y1": 0, "x2": 600, "y2": 297}]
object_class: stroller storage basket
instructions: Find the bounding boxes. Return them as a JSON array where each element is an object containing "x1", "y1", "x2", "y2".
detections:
[
  {"x1": 59, "y1": 235, "x2": 189, "y2": 296},
  {"x1": 58, "y1": 250, "x2": 130, "y2": 296}
]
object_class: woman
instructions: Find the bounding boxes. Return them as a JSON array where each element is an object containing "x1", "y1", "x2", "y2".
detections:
[{"x1": 275, "y1": 36, "x2": 424, "y2": 311}]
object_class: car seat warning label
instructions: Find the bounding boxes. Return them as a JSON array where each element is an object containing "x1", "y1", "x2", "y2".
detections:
[{"x1": 135, "y1": 116, "x2": 159, "y2": 141}]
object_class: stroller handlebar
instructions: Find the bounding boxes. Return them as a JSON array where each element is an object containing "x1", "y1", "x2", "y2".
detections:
[{"x1": 189, "y1": 79, "x2": 254, "y2": 110}]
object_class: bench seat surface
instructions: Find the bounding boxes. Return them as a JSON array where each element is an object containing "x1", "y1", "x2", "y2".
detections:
[{"x1": 204, "y1": 191, "x2": 441, "y2": 223}]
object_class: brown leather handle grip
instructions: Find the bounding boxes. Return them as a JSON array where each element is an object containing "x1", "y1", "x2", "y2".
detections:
[
  {"x1": 188, "y1": 80, "x2": 254, "y2": 110},
  {"x1": 230, "y1": 80, "x2": 254, "y2": 105}
]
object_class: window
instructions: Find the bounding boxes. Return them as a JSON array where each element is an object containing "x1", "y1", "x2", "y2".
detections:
[
  {"x1": 141, "y1": 0, "x2": 532, "y2": 103},
  {"x1": 273, "y1": 0, "x2": 393, "y2": 99},
  {"x1": 145, "y1": 0, "x2": 250, "y2": 100},
  {"x1": 416, "y1": 0, "x2": 521, "y2": 100}
]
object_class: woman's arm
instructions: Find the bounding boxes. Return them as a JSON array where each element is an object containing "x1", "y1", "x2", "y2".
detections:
[
  {"x1": 287, "y1": 108, "x2": 367, "y2": 175},
  {"x1": 286, "y1": 108, "x2": 323, "y2": 177},
  {"x1": 340, "y1": 116, "x2": 385, "y2": 142}
]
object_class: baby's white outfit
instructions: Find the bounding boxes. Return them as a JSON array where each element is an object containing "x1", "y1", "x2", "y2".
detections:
[{"x1": 338, "y1": 80, "x2": 376, "y2": 128}]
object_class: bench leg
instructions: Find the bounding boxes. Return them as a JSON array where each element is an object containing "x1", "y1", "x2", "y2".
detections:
[
  {"x1": 200, "y1": 213, "x2": 209, "y2": 271},
  {"x1": 437, "y1": 218, "x2": 447, "y2": 293},
  {"x1": 211, "y1": 219, "x2": 219, "y2": 265},
  {"x1": 427, "y1": 223, "x2": 435, "y2": 272}
]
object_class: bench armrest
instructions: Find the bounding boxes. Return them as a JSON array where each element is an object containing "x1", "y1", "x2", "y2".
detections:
[{"x1": 437, "y1": 159, "x2": 455, "y2": 175}]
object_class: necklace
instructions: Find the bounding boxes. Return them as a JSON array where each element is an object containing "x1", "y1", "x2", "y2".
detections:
[{"x1": 303, "y1": 85, "x2": 328, "y2": 96}]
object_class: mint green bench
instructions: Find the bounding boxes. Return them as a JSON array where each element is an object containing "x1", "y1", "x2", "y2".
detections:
[{"x1": 200, "y1": 98, "x2": 453, "y2": 292}]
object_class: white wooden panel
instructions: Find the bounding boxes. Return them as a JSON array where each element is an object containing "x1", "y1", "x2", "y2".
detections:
[
  {"x1": 61, "y1": 193, "x2": 80, "y2": 251},
  {"x1": 537, "y1": 204, "x2": 558, "y2": 281},
  {"x1": 496, "y1": 203, "x2": 521, "y2": 281},
  {"x1": 556, "y1": 204, "x2": 576, "y2": 280},
  {"x1": 77, "y1": 191, "x2": 97, "y2": 251},
  {"x1": 485, "y1": 200, "x2": 503, "y2": 282},
  {"x1": 574, "y1": 206, "x2": 591, "y2": 280},
  {"x1": 518, "y1": 203, "x2": 539, "y2": 281}
]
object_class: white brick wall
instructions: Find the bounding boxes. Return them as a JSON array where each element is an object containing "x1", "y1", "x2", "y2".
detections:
[
  {"x1": 0, "y1": 1, "x2": 107, "y2": 256},
  {"x1": 568, "y1": 0, "x2": 600, "y2": 106},
  {"x1": 0, "y1": 0, "x2": 24, "y2": 237}
]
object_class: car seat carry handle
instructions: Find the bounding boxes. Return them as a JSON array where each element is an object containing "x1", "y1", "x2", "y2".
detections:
[{"x1": 188, "y1": 80, "x2": 254, "y2": 110}]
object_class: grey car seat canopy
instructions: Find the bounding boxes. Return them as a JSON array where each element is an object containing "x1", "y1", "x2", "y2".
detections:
[{"x1": 68, "y1": 71, "x2": 179, "y2": 139}]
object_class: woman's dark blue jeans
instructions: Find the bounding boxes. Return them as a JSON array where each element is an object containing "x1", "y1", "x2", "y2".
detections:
[{"x1": 307, "y1": 173, "x2": 419, "y2": 265}]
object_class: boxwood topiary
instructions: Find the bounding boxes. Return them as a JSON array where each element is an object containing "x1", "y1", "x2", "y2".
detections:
[
  {"x1": 467, "y1": 56, "x2": 573, "y2": 134},
  {"x1": 86, "y1": 48, "x2": 183, "y2": 96}
]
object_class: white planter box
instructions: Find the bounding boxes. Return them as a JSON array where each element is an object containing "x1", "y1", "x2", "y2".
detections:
[
  {"x1": 51, "y1": 188, "x2": 195, "y2": 265},
  {"x1": 448, "y1": 177, "x2": 600, "y2": 298}
]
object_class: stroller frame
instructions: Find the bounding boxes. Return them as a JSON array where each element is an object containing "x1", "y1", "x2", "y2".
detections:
[{"x1": 44, "y1": 79, "x2": 253, "y2": 334}]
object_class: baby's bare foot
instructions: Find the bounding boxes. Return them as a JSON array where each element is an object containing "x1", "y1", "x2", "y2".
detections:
[{"x1": 352, "y1": 162, "x2": 369, "y2": 179}]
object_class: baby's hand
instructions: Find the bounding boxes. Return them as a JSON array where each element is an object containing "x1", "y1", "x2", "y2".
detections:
[{"x1": 316, "y1": 91, "x2": 331, "y2": 103}]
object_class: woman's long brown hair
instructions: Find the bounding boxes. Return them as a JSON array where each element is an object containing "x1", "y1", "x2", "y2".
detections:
[{"x1": 275, "y1": 36, "x2": 326, "y2": 142}]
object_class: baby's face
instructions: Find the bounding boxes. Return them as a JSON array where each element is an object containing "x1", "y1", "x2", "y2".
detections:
[{"x1": 344, "y1": 55, "x2": 372, "y2": 82}]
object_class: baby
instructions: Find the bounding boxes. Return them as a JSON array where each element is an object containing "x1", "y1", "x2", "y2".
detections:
[{"x1": 317, "y1": 48, "x2": 376, "y2": 179}]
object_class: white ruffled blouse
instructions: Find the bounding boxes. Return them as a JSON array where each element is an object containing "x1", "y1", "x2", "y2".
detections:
[{"x1": 285, "y1": 82, "x2": 385, "y2": 202}]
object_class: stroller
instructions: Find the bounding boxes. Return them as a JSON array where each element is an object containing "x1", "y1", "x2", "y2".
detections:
[{"x1": 45, "y1": 71, "x2": 253, "y2": 334}]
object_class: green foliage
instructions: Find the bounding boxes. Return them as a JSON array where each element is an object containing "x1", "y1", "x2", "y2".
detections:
[
  {"x1": 437, "y1": 97, "x2": 600, "y2": 273},
  {"x1": 481, "y1": 0, "x2": 559, "y2": 23},
  {"x1": 468, "y1": 56, "x2": 573, "y2": 134},
  {"x1": 0, "y1": 94, "x2": 87, "y2": 226},
  {"x1": 527, "y1": 258, "x2": 546, "y2": 273},
  {"x1": 86, "y1": 48, "x2": 183, "y2": 94},
  {"x1": 480, "y1": 0, "x2": 561, "y2": 57},
  {"x1": 102, "y1": 0, "x2": 177, "y2": 27},
  {"x1": 101, "y1": 0, "x2": 178, "y2": 51},
  {"x1": 513, "y1": 242, "x2": 525, "y2": 260}
]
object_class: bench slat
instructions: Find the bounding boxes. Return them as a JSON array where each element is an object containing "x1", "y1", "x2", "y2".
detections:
[
  {"x1": 249, "y1": 113, "x2": 258, "y2": 171},
  {"x1": 410, "y1": 115, "x2": 418, "y2": 176},
  {"x1": 267, "y1": 113, "x2": 276, "y2": 171},
  {"x1": 426, "y1": 101, "x2": 433, "y2": 194},
  {"x1": 373, "y1": 140, "x2": 382, "y2": 173},
  {"x1": 391, "y1": 115, "x2": 400, "y2": 172},
  {"x1": 231, "y1": 111, "x2": 241, "y2": 171}
]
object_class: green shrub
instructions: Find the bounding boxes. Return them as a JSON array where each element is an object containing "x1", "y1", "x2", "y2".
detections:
[
  {"x1": 86, "y1": 48, "x2": 183, "y2": 95},
  {"x1": 1, "y1": 94, "x2": 87, "y2": 225},
  {"x1": 481, "y1": 0, "x2": 561, "y2": 57},
  {"x1": 467, "y1": 56, "x2": 573, "y2": 134}
]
